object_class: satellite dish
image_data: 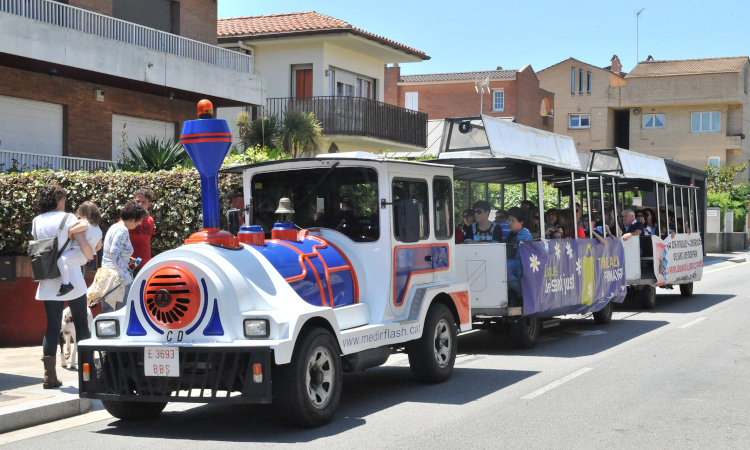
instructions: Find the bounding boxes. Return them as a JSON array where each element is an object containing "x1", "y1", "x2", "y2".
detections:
[{"x1": 633, "y1": 108, "x2": 642, "y2": 115}]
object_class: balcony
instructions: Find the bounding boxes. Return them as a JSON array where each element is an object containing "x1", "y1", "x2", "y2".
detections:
[
  {"x1": 0, "y1": 0, "x2": 260, "y2": 105},
  {"x1": 266, "y1": 97, "x2": 428, "y2": 148},
  {"x1": 0, "y1": 150, "x2": 112, "y2": 172}
]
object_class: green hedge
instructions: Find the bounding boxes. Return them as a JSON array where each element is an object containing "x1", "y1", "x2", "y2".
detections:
[{"x1": 0, "y1": 169, "x2": 242, "y2": 256}]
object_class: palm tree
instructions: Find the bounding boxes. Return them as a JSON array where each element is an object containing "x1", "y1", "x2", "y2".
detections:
[{"x1": 278, "y1": 110, "x2": 324, "y2": 158}]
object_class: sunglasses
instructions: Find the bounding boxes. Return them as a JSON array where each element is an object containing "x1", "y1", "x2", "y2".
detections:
[
  {"x1": 636, "y1": 215, "x2": 644, "y2": 218},
  {"x1": 474, "y1": 209, "x2": 485, "y2": 214}
]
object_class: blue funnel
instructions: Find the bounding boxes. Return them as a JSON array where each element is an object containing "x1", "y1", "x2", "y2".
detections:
[{"x1": 180, "y1": 117, "x2": 232, "y2": 230}]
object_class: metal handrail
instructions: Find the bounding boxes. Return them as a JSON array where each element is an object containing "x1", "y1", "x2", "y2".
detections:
[
  {"x1": 0, "y1": 150, "x2": 113, "y2": 172},
  {"x1": 0, "y1": 0, "x2": 252, "y2": 73},
  {"x1": 266, "y1": 96, "x2": 427, "y2": 147}
]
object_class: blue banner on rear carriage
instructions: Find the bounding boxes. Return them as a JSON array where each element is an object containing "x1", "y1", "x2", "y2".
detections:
[{"x1": 519, "y1": 239, "x2": 627, "y2": 317}]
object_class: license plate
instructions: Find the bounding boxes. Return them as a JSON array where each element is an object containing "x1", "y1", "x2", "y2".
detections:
[{"x1": 144, "y1": 347, "x2": 179, "y2": 377}]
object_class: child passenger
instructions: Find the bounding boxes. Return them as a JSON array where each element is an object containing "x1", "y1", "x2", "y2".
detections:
[{"x1": 56, "y1": 201, "x2": 103, "y2": 296}]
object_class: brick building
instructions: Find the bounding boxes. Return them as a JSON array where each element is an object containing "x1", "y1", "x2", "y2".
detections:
[
  {"x1": 539, "y1": 55, "x2": 750, "y2": 179},
  {"x1": 384, "y1": 64, "x2": 554, "y2": 131},
  {"x1": 0, "y1": 0, "x2": 262, "y2": 168}
]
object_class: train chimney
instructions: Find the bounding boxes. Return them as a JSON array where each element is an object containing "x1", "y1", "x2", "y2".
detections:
[{"x1": 180, "y1": 100, "x2": 240, "y2": 248}]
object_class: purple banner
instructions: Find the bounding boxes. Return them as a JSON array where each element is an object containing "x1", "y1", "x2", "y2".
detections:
[{"x1": 519, "y1": 239, "x2": 626, "y2": 317}]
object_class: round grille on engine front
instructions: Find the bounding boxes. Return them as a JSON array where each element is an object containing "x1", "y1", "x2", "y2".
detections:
[{"x1": 144, "y1": 266, "x2": 200, "y2": 329}]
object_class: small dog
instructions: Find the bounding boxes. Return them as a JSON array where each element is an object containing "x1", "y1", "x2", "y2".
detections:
[{"x1": 59, "y1": 306, "x2": 94, "y2": 369}]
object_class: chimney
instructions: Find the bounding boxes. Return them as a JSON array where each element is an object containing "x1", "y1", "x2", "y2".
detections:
[
  {"x1": 384, "y1": 63, "x2": 401, "y2": 106},
  {"x1": 610, "y1": 55, "x2": 621, "y2": 74},
  {"x1": 496, "y1": 66, "x2": 502, "y2": 70}
]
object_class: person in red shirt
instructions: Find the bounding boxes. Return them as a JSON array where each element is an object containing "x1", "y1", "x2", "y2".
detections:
[{"x1": 130, "y1": 188, "x2": 155, "y2": 276}]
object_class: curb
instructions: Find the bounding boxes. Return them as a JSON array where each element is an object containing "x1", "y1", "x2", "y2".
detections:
[{"x1": 0, "y1": 386, "x2": 92, "y2": 434}]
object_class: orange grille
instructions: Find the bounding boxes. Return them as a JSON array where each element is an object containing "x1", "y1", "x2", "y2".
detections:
[{"x1": 144, "y1": 266, "x2": 201, "y2": 329}]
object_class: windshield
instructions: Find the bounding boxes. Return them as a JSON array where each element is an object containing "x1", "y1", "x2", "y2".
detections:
[{"x1": 250, "y1": 167, "x2": 380, "y2": 242}]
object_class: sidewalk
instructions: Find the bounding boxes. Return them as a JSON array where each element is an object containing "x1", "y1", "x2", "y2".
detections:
[
  {"x1": 1, "y1": 248, "x2": 749, "y2": 434},
  {"x1": 0, "y1": 346, "x2": 94, "y2": 434}
]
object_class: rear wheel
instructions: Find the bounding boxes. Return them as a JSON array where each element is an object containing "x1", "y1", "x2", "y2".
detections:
[
  {"x1": 510, "y1": 316, "x2": 540, "y2": 349},
  {"x1": 593, "y1": 301, "x2": 613, "y2": 324},
  {"x1": 640, "y1": 285, "x2": 657, "y2": 310},
  {"x1": 274, "y1": 327, "x2": 342, "y2": 427},
  {"x1": 407, "y1": 303, "x2": 457, "y2": 383},
  {"x1": 679, "y1": 282, "x2": 694, "y2": 297}
]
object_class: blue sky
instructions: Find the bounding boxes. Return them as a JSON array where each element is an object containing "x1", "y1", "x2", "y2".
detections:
[{"x1": 218, "y1": 0, "x2": 749, "y2": 75}]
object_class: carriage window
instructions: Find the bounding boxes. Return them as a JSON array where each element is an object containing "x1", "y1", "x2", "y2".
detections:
[
  {"x1": 392, "y1": 178, "x2": 429, "y2": 241},
  {"x1": 250, "y1": 167, "x2": 379, "y2": 242},
  {"x1": 433, "y1": 177, "x2": 453, "y2": 240}
]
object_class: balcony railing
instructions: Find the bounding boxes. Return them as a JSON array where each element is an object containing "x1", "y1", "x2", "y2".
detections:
[
  {"x1": 0, "y1": 0, "x2": 252, "y2": 73},
  {"x1": 0, "y1": 150, "x2": 113, "y2": 172},
  {"x1": 266, "y1": 97, "x2": 427, "y2": 148}
]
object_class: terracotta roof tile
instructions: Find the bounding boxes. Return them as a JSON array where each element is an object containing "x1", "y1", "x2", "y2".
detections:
[
  {"x1": 399, "y1": 70, "x2": 517, "y2": 83},
  {"x1": 625, "y1": 56, "x2": 748, "y2": 78},
  {"x1": 217, "y1": 11, "x2": 428, "y2": 60}
]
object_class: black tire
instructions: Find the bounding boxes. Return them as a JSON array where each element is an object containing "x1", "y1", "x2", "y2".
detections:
[
  {"x1": 274, "y1": 327, "x2": 342, "y2": 427},
  {"x1": 510, "y1": 316, "x2": 540, "y2": 349},
  {"x1": 98, "y1": 353, "x2": 167, "y2": 420},
  {"x1": 407, "y1": 303, "x2": 457, "y2": 383},
  {"x1": 640, "y1": 285, "x2": 657, "y2": 310},
  {"x1": 593, "y1": 301, "x2": 613, "y2": 325},
  {"x1": 679, "y1": 282, "x2": 694, "y2": 297},
  {"x1": 101, "y1": 399, "x2": 167, "y2": 420}
]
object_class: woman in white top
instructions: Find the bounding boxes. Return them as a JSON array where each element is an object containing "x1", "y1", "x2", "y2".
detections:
[
  {"x1": 100, "y1": 201, "x2": 147, "y2": 313},
  {"x1": 32, "y1": 185, "x2": 94, "y2": 389}
]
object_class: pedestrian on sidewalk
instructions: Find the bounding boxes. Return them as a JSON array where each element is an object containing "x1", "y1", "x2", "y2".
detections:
[
  {"x1": 129, "y1": 188, "x2": 156, "y2": 278},
  {"x1": 32, "y1": 185, "x2": 94, "y2": 389}
]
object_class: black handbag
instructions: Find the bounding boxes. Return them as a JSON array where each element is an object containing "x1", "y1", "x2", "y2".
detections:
[{"x1": 28, "y1": 213, "x2": 72, "y2": 281}]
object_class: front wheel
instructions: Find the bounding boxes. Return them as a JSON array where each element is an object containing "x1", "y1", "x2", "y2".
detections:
[
  {"x1": 274, "y1": 327, "x2": 342, "y2": 427},
  {"x1": 679, "y1": 282, "x2": 694, "y2": 297},
  {"x1": 407, "y1": 303, "x2": 457, "y2": 383},
  {"x1": 102, "y1": 400, "x2": 167, "y2": 420},
  {"x1": 593, "y1": 301, "x2": 613, "y2": 325},
  {"x1": 510, "y1": 316, "x2": 540, "y2": 349}
]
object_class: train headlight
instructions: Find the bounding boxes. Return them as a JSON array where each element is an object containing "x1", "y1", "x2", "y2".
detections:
[
  {"x1": 95, "y1": 320, "x2": 120, "y2": 338},
  {"x1": 243, "y1": 319, "x2": 269, "y2": 338}
]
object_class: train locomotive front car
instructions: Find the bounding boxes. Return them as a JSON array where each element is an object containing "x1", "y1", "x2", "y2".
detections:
[{"x1": 78, "y1": 101, "x2": 470, "y2": 427}]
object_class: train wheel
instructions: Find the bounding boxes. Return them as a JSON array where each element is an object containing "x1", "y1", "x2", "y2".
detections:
[
  {"x1": 510, "y1": 316, "x2": 540, "y2": 349},
  {"x1": 407, "y1": 303, "x2": 457, "y2": 383},
  {"x1": 274, "y1": 327, "x2": 342, "y2": 427},
  {"x1": 640, "y1": 285, "x2": 657, "y2": 310},
  {"x1": 99, "y1": 354, "x2": 167, "y2": 420},
  {"x1": 679, "y1": 282, "x2": 694, "y2": 297},
  {"x1": 593, "y1": 301, "x2": 613, "y2": 325},
  {"x1": 102, "y1": 399, "x2": 167, "y2": 420}
]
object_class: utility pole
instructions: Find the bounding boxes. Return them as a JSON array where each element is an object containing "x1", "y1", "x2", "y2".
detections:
[{"x1": 636, "y1": 8, "x2": 645, "y2": 62}]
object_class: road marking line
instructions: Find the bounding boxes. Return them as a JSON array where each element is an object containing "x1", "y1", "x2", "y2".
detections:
[
  {"x1": 679, "y1": 317, "x2": 707, "y2": 329},
  {"x1": 521, "y1": 367, "x2": 592, "y2": 400},
  {"x1": 704, "y1": 259, "x2": 750, "y2": 274}
]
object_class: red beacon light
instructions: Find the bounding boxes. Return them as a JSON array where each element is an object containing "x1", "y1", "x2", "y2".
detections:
[{"x1": 197, "y1": 99, "x2": 214, "y2": 119}]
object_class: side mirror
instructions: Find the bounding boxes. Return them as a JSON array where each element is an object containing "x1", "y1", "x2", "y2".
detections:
[{"x1": 395, "y1": 199, "x2": 420, "y2": 243}]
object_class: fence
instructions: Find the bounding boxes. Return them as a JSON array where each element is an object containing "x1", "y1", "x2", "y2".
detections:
[
  {"x1": 266, "y1": 97, "x2": 427, "y2": 148},
  {"x1": 0, "y1": 150, "x2": 112, "y2": 172},
  {"x1": 0, "y1": 0, "x2": 252, "y2": 73}
]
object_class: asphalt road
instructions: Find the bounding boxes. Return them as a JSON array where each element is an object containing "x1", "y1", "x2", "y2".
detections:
[{"x1": 4, "y1": 261, "x2": 749, "y2": 449}]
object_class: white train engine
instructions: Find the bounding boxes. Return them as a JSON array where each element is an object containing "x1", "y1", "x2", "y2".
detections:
[{"x1": 78, "y1": 101, "x2": 471, "y2": 427}]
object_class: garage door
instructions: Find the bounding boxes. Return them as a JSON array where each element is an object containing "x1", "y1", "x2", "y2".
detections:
[
  {"x1": 0, "y1": 95, "x2": 63, "y2": 155},
  {"x1": 112, "y1": 114, "x2": 176, "y2": 161}
]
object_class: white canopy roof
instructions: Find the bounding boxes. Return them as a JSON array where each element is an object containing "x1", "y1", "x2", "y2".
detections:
[{"x1": 589, "y1": 147, "x2": 671, "y2": 184}]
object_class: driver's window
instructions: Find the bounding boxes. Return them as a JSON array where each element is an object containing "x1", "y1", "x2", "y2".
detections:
[{"x1": 392, "y1": 178, "x2": 429, "y2": 241}]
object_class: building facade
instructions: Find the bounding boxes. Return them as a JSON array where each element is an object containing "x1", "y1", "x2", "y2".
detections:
[
  {"x1": 539, "y1": 55, "x2": 750, "y2": 180},
  {"x1": 216, "y1": 11, "x2": 429, "y2": 154},
  {"x1": 0, "y1": 0, "x2": 262, "y2": 168},
  {"x1": 384, "y1": 64, "x2": 554, "y2": 132}
]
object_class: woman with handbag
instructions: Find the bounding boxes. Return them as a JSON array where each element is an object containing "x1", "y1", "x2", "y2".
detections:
[
  {"x1": 99, "y1": 202, "x2": 148, "y2": 313},
  {"x1": 32, "y1": 184, "x2": 94, "y2": 389}
]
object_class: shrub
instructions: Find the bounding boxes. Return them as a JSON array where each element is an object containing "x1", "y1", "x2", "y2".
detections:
[
  {"x1": 116, "y1": 136, "x2": 191, "y2": 172},
  {"x1": 0, "y1": 169, "x2": 242, "y2": 256}
]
